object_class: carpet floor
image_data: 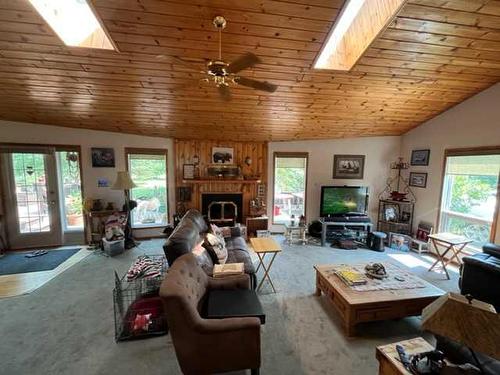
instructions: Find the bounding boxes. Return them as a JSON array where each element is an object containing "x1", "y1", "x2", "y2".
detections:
[{"x1": 0, "y1": 237, "x2": 460, "y2": 375}]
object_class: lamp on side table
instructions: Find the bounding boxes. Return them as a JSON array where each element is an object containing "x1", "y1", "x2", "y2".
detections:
[{"x1": 112, "y1": 171, "x2": 137, "y2": 249}]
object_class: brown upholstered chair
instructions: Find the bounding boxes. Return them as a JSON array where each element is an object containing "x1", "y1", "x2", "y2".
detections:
[{"x1": 160, "y1": 253, "x2": 261, "y2": 375}]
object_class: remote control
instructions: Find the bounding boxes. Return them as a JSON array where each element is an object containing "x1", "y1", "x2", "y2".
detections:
[{"x1": 396, "y1": 345, "x2": 411, "y2": 369}]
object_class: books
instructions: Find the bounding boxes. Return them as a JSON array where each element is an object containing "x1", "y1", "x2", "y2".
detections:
[
  {"x1": 213, "y1": 263, "x2": 244, "y2": 278},
  {"x1": 335, "y1": 266, "x2": 368, "y2": 286}
]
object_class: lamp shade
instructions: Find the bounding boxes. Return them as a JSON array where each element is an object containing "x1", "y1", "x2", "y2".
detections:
[
  {"x1": 421, "y1": 292, "x2": 500, "y2": 360},
  {"x1": 111, "y1": 171, "x2": 137, "y2": 190}
]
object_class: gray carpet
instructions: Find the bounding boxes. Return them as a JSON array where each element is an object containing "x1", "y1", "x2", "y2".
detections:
[{"x1": 0, "y1": 237, "x2": 459, "y2": 375}]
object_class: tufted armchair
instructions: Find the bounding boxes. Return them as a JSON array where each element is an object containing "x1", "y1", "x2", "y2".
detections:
[{"x1": 160, "y1": 253, "x2": 261, "y2": 375}]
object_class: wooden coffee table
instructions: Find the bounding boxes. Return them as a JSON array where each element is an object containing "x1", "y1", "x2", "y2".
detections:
[{"x1": 314, "y1": 264, "x2": 444, "y2": 336}]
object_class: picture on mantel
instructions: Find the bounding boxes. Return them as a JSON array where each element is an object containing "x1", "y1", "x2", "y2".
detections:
[{"x1": 212, "y1": 147, "x2": 234, "y2": 164}]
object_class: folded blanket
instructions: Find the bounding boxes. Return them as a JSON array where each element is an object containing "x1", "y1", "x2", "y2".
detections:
[{"x1": 127, "y1": 256, "x2": 164, "y2": 281}]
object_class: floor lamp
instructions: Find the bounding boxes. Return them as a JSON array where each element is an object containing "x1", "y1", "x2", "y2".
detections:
[{"x1": 112, "y1": 171, "x2": 137, "y2": 249}]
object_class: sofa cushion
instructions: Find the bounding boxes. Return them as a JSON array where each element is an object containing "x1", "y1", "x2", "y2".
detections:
[
  {"x1": 183, "y1": 209, "x2": 208, "y2": 233},
  {"x1": 226, "y1": 236, "x2": 255, "y2": 274},
  {"x1": 164, "y1": 219, "x2": 201, "y2": 266},
  {"x1": 463, "y1": 253, "x2": 500, "y2": 273},
  {"x1": 203, "y1": 233, "x2": 228, "y2": 265},
  {"x1": 483, "y1": 243, "x2": 500, "y2": 259}
]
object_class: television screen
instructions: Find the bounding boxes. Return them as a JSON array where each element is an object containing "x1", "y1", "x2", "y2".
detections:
[{"x1": 320, "y1": 186, "x2": 368, "y2": 216}]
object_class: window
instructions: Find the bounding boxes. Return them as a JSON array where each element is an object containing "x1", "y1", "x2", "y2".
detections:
[
  {"x1": 56, "y1": 150, "x2": 83, "y2": 231},
  {"x1": 273, "y1": 153, "x2": 308, "y2": 224},
  {"x1": 29, "y1": 0, "x2": 115, "y2": 50},
  {"x1": 126, "y1": 149, "x2": 168, "y2": 228},
  {"x1": 439, "y1": 149, "x2": 500, "y2": 250}
]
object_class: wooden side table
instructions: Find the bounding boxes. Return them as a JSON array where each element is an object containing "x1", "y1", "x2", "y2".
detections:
[
  {"x1": 376, "y1": 337, "x2": 433, "y2": 375},
  {"x1": 250, "y1": 237, "x2": 281, "y2": 293},
  {"x1": 246, "y1": 216, "x2": 269, "y2": 238},
  {"x1": 427, "y1": 232, "x2": 473, "y2": 279}
]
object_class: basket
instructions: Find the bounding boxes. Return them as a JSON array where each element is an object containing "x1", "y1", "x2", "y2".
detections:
[{"x1": 113, "y1": 255, "x2": 169, "y2": 342}]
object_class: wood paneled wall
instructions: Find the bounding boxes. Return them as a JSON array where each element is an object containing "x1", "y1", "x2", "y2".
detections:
[{"x1": 175, "y1": 140, "x2": 267, "y2": 219}]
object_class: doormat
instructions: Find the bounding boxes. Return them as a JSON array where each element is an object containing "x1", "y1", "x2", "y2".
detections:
[{"x1": 0, "y1": 248, "x2": 81, "y2": 276}]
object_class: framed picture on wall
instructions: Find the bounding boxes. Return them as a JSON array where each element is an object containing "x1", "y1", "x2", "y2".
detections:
[
  {"x1": 212, "y1": 147, "x2": 234, "y2": 164},
  {"x1": 410, "y1": 149, "x2": 430, "y2": 166},
  {"x1": 332, "y1": 154, "x2": 365, "y2": 179},
  {"x1": 91, "y1": 147, "x2": 115, "y2": 167},
  {"x1": 409, "y1": 172, "x2": 428, "y2": 188},
  {"x1": 183, "y1": 164, "x2": 195, "y2": 179}
]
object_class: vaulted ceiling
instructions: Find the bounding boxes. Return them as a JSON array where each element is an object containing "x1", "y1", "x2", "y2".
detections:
[{"x1": 0, "y1": 0, "x2": 499, "y2": 141}]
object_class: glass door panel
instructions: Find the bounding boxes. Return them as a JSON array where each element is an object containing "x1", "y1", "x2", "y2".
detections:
[{"x1": 3, "y1": 150, "x2": 62, "y2": 249}]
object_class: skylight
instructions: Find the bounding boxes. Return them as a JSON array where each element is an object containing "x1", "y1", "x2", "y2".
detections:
[
  {"x1": 314, "y1": 0, "x2": 407, "y2": 70},
  {"x1": 29, "y1": 0, "x2": 115, "y2": 50}
]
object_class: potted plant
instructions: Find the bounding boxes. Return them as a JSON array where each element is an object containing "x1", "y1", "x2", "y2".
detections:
[{"x1": 66, "y1": 193, "x2": 83, "y2": 227}]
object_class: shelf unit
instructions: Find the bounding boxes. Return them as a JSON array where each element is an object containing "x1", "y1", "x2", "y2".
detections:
[{"x1": 377, "y1": 199, "x2": 414, "y2": 236}]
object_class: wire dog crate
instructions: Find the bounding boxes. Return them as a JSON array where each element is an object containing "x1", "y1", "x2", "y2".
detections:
[{"x1": 113, "y1": 255, "x2": 169, "y2": 342}]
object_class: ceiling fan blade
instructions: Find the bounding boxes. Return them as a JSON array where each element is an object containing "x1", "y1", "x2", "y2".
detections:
[
  {"x1": 227, "y1": 53, "x2": 261, "y2": 74},
  {"x1": 234, "y1": 76, "x2": 278, "y2": 93},
  {"x1": 156, "y1": 55, "x2": 206, "y2": 73},
  {"x1": 218, "y1": 85, "x2": 231, "y2": 101}
]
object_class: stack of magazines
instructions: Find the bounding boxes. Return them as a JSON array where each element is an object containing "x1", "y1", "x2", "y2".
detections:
[
  {"x1": 213, "y1": 263, "x2": 244, "y2": 278},
  {"x1": 335, "y1": 266, "x2": 368, "y2": 286}
]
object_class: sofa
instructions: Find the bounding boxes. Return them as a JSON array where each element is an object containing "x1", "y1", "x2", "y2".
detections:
[
  {"x1": 459, "y1": 242, "x2": 500, "y2": 311},
  {"x1": 163, "y1": 209, "x2": 256, "y2": 286},
  {"x1": 160, "y1": 253, "x2": 261, "y2": 375}
]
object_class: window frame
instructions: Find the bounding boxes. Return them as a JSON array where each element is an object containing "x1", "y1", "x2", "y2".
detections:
[
  {"x1": 272, "y1": 152, "x2": 309, "y2": 225},
  {"x1": 55, "y1": 146, "x2": 84, "y2": 233},
  {"x1": 436, "y1": 146, "x2": 500, "y2": 248},
  {"x1": 125, "y1": 148, "x2": 169, "y2": 229}
]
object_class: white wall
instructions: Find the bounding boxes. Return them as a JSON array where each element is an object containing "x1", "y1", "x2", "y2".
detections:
[
  {"x1": 0, "y1": 120, "x2": 175, "y2": 239},
  {"x1": 267, "y1": 136, "x2": 401, "y2": 232},
  {"x1": 401, "y1": 83, "x2": 500, "y2": 242}
]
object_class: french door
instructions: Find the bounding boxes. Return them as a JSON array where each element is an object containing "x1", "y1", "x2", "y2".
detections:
[{"x1": 2, "y1": 148, "x2": 63, "y2": 249}]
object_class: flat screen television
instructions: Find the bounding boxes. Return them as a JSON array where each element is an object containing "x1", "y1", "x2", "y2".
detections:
[{"x1": 320, "y1": 186, "x2": 368, "y2": 217}]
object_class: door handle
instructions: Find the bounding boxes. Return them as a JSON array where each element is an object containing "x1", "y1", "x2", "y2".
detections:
[{"x1": 50, "y1": 201, "x2": 57, "y2": 206}]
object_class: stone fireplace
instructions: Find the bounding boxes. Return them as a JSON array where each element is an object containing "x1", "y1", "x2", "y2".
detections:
[{"x1": 201, "y1": 193, "x2": 243, "y2": 224}]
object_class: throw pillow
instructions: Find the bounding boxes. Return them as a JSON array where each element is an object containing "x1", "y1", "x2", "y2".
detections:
[
  {"x1": 203, "y1": 233, "x2": 228, "y2": 264},
  {"x1": 210, "y1": 223, "x2": 240, "y2": 238}
]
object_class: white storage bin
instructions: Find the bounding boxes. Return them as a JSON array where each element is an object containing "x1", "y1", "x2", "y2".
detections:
[{"x1": 102, "y1": 238, "x2": 125, "y2": 256}]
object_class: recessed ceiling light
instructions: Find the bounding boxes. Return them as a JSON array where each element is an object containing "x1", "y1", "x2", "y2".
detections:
[
  {"x1": 29, "y1": 0, "x2": 115, "y2": 50},
  {"x1": 314, "y1": 0, "x2": 407, "y2": 71}
]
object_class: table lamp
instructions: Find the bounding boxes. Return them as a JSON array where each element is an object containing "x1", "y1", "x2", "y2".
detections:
[
  {"x1": 421, "y1": 292, "x2": 500, "y2": 363},
  {"x1": 111, "y1": 171, "x2": 137, "y2": 248}
]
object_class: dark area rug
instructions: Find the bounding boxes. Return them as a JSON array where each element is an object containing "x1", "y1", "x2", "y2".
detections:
[{"x1": 0, "y1": 248, "x2": 81, "y2": 276}]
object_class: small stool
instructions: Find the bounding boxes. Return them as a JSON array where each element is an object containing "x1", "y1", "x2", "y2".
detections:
[{"x1": 368, "y1": 231, "x2": 387, "y2": 252}]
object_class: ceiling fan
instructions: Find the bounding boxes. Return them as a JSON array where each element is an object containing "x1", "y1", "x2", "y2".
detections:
[{"x1": 161, "y1": 16, "x2": 278, "y2": 101}]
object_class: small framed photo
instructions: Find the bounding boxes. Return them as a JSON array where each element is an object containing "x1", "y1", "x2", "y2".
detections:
[
  {"x1": 401, "y1": 211, "x2": 411, "y2": 223},
  {"x1": 91, "y1": 147, "x2": 115, "y2": 168},
  {"x1": 97, "y1": 178, "x2": 109, "y2": 188},
  {"x1": 183, "y1": 164, "x2": 195, "y2": 179},
  {"x1": 383, "y1": 203, "x2": 400, "y2": 222},
  {"x1": 410, "y1": 149, "x2": 430, "y2": 166},
  {"x1": 257, "y1": 183, "x2": 266, "y2": 197},
  {"x1": 212, "y1": 147, "x2": 234, "y2": 164},
  {"x1": 389, "y1": 232, "x2": 412, "y2": 252},
  {"x1": 409, "y1": 172, "x2": 428, "y2": 188},
  {"x1": 333, "y1": 154, "x2": 365, "y2": 179}
]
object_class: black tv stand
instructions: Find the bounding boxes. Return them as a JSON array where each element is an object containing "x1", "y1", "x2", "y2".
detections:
[{"x1": 319, "y1": 217, "x2": 373, "y2": 246}]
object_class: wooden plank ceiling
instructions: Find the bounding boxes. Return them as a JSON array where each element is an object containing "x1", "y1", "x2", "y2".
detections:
[{"x1": 0, "y1": 0, "x2": 499, "y2": 141}]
